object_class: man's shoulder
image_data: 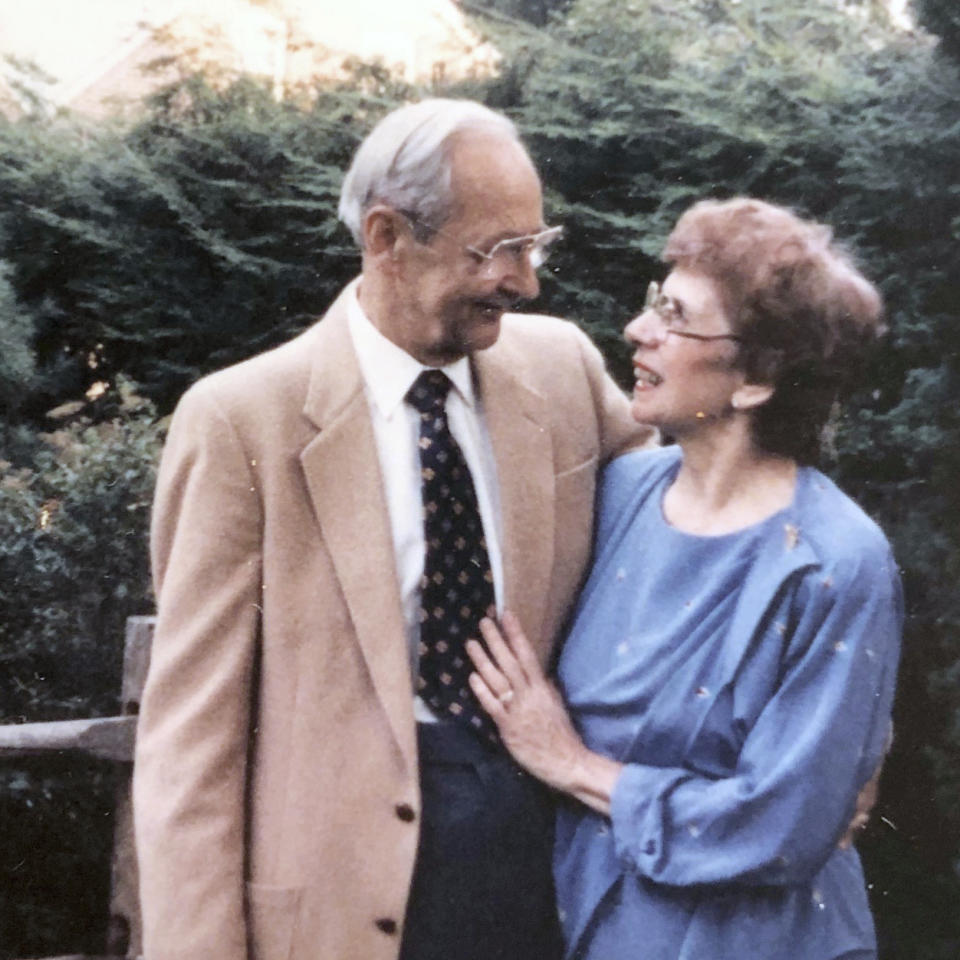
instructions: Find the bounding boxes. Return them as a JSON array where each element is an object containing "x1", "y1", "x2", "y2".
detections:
[
  {"x1": 498, "y1": 311, "x2": 589, "y2": 347},
  {"x1": 180, "y1": 286, "x2": 354, "y2": 414},
  {"x1": 194, "y1": 325, "x2": 319, "y2": 397},
  {"x1": 176, "y1": 311, "x2": 344, "y2": 429},
  {"x1": 493, "y1": 312, "x2": 601, "y2": 372},
  {"x1": 492, "y1": 310, "x2": 650, "y2": 455}
]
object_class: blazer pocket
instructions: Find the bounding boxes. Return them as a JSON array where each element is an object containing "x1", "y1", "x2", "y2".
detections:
[{"x1": 246, "y1": 883, "x2": 302, "y2": 960}]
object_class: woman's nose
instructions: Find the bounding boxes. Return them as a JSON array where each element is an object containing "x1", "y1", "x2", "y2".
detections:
[{"x1": 624, "y1": 309, "x2": 663, "y2": 347}]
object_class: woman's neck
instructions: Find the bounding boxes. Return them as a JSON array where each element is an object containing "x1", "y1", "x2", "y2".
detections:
[{"x1": 664, "y1": 426, "x2": 798, "y2": 536}]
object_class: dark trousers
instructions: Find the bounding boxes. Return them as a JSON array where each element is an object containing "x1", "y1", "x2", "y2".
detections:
[{"x1": 399, "y1": 722, "x2": 563, "y2": 960}]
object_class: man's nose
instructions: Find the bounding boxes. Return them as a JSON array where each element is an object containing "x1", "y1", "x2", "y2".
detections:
[{"x1": 496, "y1": 253, "x2": 540, "y2": 301}]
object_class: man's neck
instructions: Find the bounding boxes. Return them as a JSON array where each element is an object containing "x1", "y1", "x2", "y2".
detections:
[{"x1": 356, "y1": 273, "x2": 388, "y2": 337}]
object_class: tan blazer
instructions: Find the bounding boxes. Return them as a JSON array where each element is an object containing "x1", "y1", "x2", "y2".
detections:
[{"x1": 133, "y1": 284, "x2": 652, "y2": 960}]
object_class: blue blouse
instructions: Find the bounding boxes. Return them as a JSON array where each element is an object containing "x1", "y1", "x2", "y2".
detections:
[{"x1": 554, "y1": 447, "x2": 902, "y2": 960}]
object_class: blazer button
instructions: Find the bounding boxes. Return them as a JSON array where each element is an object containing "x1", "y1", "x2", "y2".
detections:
[
  {"x1": 395, "y1": 803, "x2": 416, "y2": 822},
  {"x1": 375, "y1": 918, "x2": 398, "y2": 935}
]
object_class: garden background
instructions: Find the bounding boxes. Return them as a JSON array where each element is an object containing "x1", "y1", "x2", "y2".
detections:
[{"x1": 2, "y1": 1, "x2": 960, "y2": 957}]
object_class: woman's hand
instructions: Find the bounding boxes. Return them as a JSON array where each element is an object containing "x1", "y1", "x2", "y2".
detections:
[
  {"x1": 466, "y1": 611, "x2": 622, "y2": 813},
  {"x1": 838, "y1": 759, "x2": 883, "y2": 850}
]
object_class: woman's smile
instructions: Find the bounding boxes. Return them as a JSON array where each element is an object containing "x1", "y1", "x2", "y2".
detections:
[{"x1": 633, "y1": 359, "x2": 663, "y2": 389}]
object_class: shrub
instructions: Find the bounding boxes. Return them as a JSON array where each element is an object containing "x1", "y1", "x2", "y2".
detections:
[
  {"x1": 0, "y1": 386, "x2": 161, "y2": 721},
  {"x1": 0, "y1": 385, "x2": 161, "y2": 957}
]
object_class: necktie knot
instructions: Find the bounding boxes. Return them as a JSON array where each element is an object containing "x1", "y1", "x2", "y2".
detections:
[{"x1": 406, "y1": 370, "x2": 452, "y2": 415}]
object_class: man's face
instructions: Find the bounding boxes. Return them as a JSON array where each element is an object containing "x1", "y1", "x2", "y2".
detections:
[{"x1": 387, "y1": 132, "x2": 546, "y2": 366}]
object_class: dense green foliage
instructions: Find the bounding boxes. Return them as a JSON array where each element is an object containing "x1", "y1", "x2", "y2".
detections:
[
  {"x1": 1, "y1": 1, "x2": 959, "y2": 956},
  {"x1": 916, "y1": 0, "x2": 960, "y2": 60},
  {"x1": 464, "y1": 0, "x2": 574, "y2": 27},
  {"x1": 0, "y1": 258, "x2": 35, "y2": 415},
  {"x1": 0, "y1": 79, "x2": 383, "y2": 417},
  {"x1": 0, "y1": 389, "x2": 159, "y2": 722},
  {"x1": 0, "y1": 393, "x2": 161, "y2": 958}
]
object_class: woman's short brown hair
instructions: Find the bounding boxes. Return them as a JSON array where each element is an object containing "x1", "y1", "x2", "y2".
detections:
[{"x1": 663, "y1": 197, "x2": 884, "y2": 463}]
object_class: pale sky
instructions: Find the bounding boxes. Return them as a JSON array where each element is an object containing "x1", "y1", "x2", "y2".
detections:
[
  {"x1": 0, "y1": 0, "x2": 497, "y2": 103},
  {"x1": 0, "y1": 0, "x2": 919, "y2": 110}
]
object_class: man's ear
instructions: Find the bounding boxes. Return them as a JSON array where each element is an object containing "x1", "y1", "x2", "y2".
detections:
[
  {"x1": 732, "y1": 380, "x2": 774, "y2": 412},
  {"x1": 362, "y1": 205, "x2": 408, "y2": 267}
]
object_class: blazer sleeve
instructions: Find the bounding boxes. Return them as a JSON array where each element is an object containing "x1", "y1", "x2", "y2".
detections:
[
  {"x1": 607, "y1": 543, "x2": 902, "y2": 888},
  {"x1": 134, "y1": 381, "x2": 264, "y2": 960},
  {"x1": 571, "y1": 325, "x2": 658, "y2": 461}
]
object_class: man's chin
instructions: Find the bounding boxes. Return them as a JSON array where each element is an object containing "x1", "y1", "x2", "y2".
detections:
[
  {"x1": 465, "y1": 313, "x2": 503, "y2": 353},
  {"x1": 423, "y1": 312, "x2": 506, "y2": 364}
]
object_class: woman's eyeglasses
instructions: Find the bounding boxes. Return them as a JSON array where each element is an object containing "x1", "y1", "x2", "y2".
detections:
[{"x1": 643, "y1": 281, "x2": 743, "y2": 343}]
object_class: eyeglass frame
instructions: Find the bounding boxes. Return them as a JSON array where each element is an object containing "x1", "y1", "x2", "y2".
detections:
[
  {"x1": 642, "y1": 280, "x2": 744, "y2": 343},
  {"x1": 400, "y1": 210, "x2": 564, "y2": 271}
]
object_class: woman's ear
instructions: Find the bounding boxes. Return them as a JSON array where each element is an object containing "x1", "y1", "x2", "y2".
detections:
[{"x1": 731, "y1": 381, "x2": 774, "y2": 412}]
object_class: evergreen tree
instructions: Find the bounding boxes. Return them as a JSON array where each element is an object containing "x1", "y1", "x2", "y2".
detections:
[
  {"x1": 916, "y1": 0, "x2": 960, "y2": 60},
  {"x1": 0, "y1": 258, "x2": 35, "y2": 414},
  {"x1": 2, "y1": 3, "x2": 960, "y2": 953},
  {"x1": 0, "y1": 75, "x2": 407, "y2": 419}
]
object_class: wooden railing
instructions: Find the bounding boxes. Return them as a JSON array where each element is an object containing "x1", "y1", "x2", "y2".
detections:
[{"x1": 0, "y1": 616, "x2": 155, "y2": 960}]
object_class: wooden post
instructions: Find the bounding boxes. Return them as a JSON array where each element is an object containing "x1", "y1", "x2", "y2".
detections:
[
  {"x1": 0, "y1": 716, "x2": 135, "y2": 760},
  {"x1": 4, "y1": 615, "x2": 155, "y2": 960},
  {"x1": 107, "y1": 615, "x2": 155, "y2": 959}
]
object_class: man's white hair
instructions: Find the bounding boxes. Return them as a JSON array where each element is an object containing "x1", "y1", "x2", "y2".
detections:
[{"x1": 337, "y1": 98, "x2": 523, "y2": 247}]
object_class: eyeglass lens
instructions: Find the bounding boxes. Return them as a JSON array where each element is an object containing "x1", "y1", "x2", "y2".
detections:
[{"x1": 481, "y1": 227, "x2": 563, "y2": 270}]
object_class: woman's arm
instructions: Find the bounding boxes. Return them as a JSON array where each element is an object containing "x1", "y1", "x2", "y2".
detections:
[{"x1": 469, "y1": 551, "x2": 901, "y2": 887}]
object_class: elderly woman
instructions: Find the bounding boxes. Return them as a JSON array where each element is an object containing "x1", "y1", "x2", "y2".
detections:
[{"x1": 467, "y1": 198, "x2": 901, "y2": 960}]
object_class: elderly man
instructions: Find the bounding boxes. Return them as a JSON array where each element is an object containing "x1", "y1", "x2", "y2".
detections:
[{"x1": 133, "y1": 99, "x2": 652, "y2": 960}]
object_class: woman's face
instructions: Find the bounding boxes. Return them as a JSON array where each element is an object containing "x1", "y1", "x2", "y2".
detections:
[{"x1": 624, "y1": 268, "x2": 748, "y2": 435}]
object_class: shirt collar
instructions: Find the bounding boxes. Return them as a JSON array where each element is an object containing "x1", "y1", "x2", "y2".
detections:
[{"x1": 346, "y1": 279, "x2": 476, "y2": 419}]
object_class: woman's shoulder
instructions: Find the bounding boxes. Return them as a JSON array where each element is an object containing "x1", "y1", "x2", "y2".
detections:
[
  {"x1": 603, "y1": 444, "x2": 680, "y2": 490},
  {"x1": 597, "y1": 445, "x2": 679, "y2": 527},
  {"x1": 782, "y1": 470, "x2": 903, "y2": 670},
  {"x1": 600, "y1": 446, "x2": 680, "y2": 504},
  {"x1": 792, "y1": 467, "x2": 897, "y2": 584}
]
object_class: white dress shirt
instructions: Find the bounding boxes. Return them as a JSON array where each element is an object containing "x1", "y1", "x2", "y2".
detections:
[{"x1": 346, "y1": 281, "x2": 505, "y2": 721}]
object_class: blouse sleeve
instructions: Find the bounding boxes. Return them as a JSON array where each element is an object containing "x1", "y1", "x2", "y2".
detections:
[{"x1": 608, "y1": 542, "x2": 902, "y2": 888}]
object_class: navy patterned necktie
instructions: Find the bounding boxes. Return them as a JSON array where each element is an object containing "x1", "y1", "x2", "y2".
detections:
[{"x1": 406, "y1": 370, "x2": 498, "y2": 744}]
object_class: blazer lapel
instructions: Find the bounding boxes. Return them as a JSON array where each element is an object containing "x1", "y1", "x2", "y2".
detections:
[
  {"x1": 475, "y1": 342, "x2": 556, "y2": 659},
  {"x1": 298, "y1": 293, "x2": 417, "y2": 774}
]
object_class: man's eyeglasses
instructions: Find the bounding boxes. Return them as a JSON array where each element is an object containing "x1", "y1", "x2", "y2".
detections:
[
  {"x1": 402, "y1": 212, "x2": 563, "y2": 272},
  {"x1": 643, "y1": 281, "x2": 743, "y2": 343}
]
